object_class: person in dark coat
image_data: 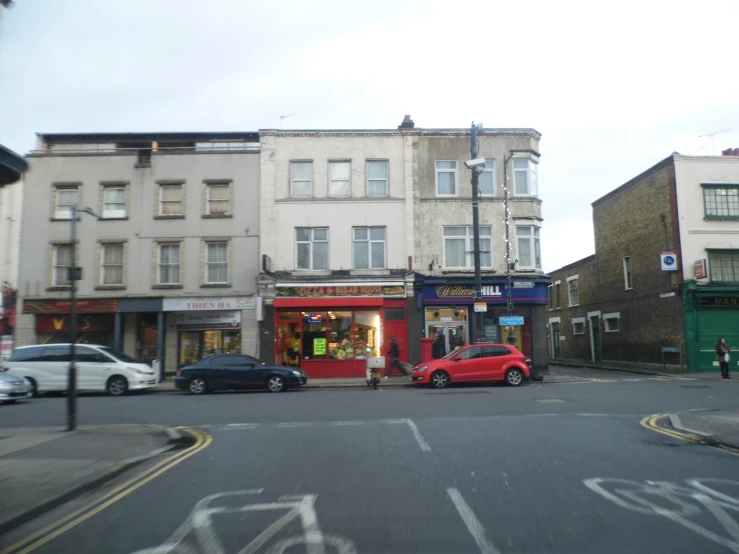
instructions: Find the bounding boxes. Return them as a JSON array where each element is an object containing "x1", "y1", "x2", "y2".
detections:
[
  {"x1": 716, "y1": 337, "x2": 731, "y2": 379},
  {"x1": 432, "y1": 333, "x2": 446, "y2": 359},
  {"x1": 385, "y1": 337, "x2": 403, "y2": 378}
]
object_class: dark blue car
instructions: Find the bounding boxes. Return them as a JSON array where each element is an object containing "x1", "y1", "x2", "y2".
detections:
[{"x1": 175, "y1": 354, "x2": 307, "y2": 394}]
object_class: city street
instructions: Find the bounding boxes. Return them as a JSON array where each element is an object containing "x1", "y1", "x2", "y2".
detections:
[{"x1": 1, "y1": 366, "x2": 738, "y2": 554}]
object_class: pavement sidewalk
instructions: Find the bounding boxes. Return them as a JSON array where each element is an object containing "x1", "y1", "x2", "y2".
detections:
[
  {"x1": 548, "y1": 359, "x2": 732, "y2": 380},
  {"x1": 666, "y1": 409, "x2": 739, "y2": 450},
  {"x1": 0, "y1": 424, "x2": 187, "y2": 534}
]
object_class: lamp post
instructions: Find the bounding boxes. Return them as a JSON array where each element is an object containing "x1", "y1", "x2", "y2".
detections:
[
  {"x1": 67, "y1": 205, "x2": 98, "y2": 432},
  {"x1": 469, "y1": 122, "x2": 486, "y2": 344}
]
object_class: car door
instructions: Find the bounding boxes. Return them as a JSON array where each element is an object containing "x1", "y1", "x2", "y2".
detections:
[
  {"x1": 75, "y1": 346, "x2": 117, "y2": 391},
  {"x1": 481, "y1": 345, "x2": 510, "y2": 381},
  {"x1": 39, "y1": 345, "x2": 73, "y2": 391},
  {"x1": 449, "y1": 346, "x2": 484, "y2": 382},
  {"x1": 220, "y1": 355, "x2": 263, "y2": 389},
  {"x1": 203, "y1": 356, "x2": 231, "y2": 389}
]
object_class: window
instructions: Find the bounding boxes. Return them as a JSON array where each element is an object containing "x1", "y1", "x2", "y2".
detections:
[
  {"x1": 328, "y1": 161, "x2": 351, "y2": 197},
  {"x1": 75, "y1": 346, "x2": 113, "y2": 363},
  {"x1": 458, "y1": 346, "x2": 483, "y2": 360},
  {"x1": 604, "y1": 313, "x2": 620, "y2": 333},
  {"x1": 206, "y1": 183, "x2": 231, "y2": 216},
  {"x1": 353, "y1": 227, "x2": 386, "y2": 269},
  {"x1": 159, "y1": 184, "x2": 184, "y2": 216},
  {"x1": 513, "y1": 159, "x2": 538, "y2": 196},
  {"x1": 40, "y1": 346, "x2": 72, "y2": 362},
  {"x1": 516, "y1": 226, "x2": 541, "y2": 269},
  {"x1": 206, "y1": 241, "x2": 228, "y2": 284},
  {"x1": 572, "y1": 319, "x2": 585, "y2": 335},
  {"x1": 55, "y1": 186, "x2": 78, "y2": 219},
  {"x1": 483, "y1": 345, "x2": 512, "y2": 357},
  {"x1": 8, "y1": 346, "x2": 45, "y2": 362},
  {"x1": 367, "y1": 160, "x2": 389, "y2": 196},
  {"x1": 555, "y1": 282, "x2": 561, "y2": 309},
  {"x1": 567, "y1": 276, "x2": 580, "y2": 307},
  {"x1": 709, "y1": 250, "x2": 739, "y2": 282},
  {"x1": 443, "y1": 226, "x2": 492, "y2": 269},
  {"x1": 477, "y1": 160, "x2": 495, "y2": 195},
  {"x1": 548, "y1": 285, "x2": 553, "y2": 310},
  {"x1": 290, "y1": 161, "x2": 313, "y2": 197},
  {"x1": 436, "y1": 160, "x2": 458, "y2": 196},
  {"x1": 158, "y1": 243, "x2": 181, "y2": 285},
  {"x1": 296, "y1": 227, "x2": 328, "y2": 270},
  {"x1": 53, "y1": 244, "x2": 72, "y2": 286},
  {"x1": 623, "y1": 256, "x2": 633, "y2": 289},
  {"x1": 102, "y1": 186, "x2": 126, "y2": 218},
  {"x1": 101, "y1": 243, "x2": 124, "y2": 286},
  {"x1": 703, "y1": 186, "x2": 739, "y2": 218}
]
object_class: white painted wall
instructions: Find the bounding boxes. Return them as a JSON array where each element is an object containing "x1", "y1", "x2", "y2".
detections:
[
  {"x1": 674, "y1": 155, "x2": 739, "y2": 280},
  {"x1": 0, "y1": 180, "x2": 23, "y2": 289}
]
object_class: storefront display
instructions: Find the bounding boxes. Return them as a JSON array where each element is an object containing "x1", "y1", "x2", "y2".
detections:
[
  {"x1": 23, "y1": 299, "x2": 118, "y2": 346},
  {"x1": 175, "y1": 311, "x2": 242, "y2": 366}
]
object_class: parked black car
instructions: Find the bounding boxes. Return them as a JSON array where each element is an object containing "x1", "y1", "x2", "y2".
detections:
[{"x1": 175, "y1": 354, "x2": 307, "y2": 394}]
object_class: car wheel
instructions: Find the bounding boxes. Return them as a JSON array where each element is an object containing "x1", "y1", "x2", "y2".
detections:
[
  {"x1": 189, "y1": 378, "x2": 208, "y2": 395},
  {"x1": 505, "y1": 368, "x2": 524, "y2": 387},
  {"x1": 267, "y1": 375, "x2": 285, "y2": 393},
  {"x1": 430, "y1": 370, "x2": 450, "y2": 389},
  {"x1": 107, "y1": 375, "x2": 129, "y2": 396},
  {"x1": 25, "y1": 378, "x2": 39, "y2": 398}
]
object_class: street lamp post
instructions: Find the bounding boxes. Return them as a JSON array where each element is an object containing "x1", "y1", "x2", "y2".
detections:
[
  {"x1": 67, "y1": 206, "x2": 98, "y2": 432},
  {"x1": 503, "y1": 155, "x2": 516, "y2": 345},
  {"x1": 470, "y1": 122, "x2": 486, "y2": 344}
]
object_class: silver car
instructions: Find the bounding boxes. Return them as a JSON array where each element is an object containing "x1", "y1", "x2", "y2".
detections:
[{"x1": 0, "y1": 371, "x2": 32, "y2": 403}]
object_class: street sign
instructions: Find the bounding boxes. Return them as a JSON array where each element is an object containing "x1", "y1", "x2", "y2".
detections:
[
  {"x1": 694, "y1": 259, "x2": 707, "y2": 279},
  {"x1": 661, "y1": 251, "x2": 678, "y2": 271},
  {"x1": 513, "y1": 281, "x2": 534, "y2": 288},
  {"x1": 499, "y1": 316, "x2": 524, "y2": 326},
  {"x1": 474, "y1": 302, "x2": 487, "y2": 312}
]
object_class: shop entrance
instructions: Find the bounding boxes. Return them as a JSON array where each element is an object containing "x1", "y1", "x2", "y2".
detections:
[
  {"x1": 178, "y1": 329, "x2": 242, "y2": 367},
  {"x1": 139, "y1": 313, "x2": 159, "y2": 367},
  {"x1": 426, "y1": 307, "x2": 467, "y2": 356}
]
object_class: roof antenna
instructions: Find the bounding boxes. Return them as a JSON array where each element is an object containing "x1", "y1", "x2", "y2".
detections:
[
  {"x1": 279, "y1": 113, "x2": 297, "y2": 128},
  {"x1": 698, "y1": 128, "x2": 731, "y2": 155}
]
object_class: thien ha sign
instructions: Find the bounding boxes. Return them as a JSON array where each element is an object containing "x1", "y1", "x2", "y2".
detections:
[{"x1": 163, "y1": 297, "x2": 256, "y2": 311}]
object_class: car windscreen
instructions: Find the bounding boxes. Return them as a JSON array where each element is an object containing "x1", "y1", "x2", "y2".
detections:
[{"x1": 98, "y1": 346, "x2": 138, "y2": 364}]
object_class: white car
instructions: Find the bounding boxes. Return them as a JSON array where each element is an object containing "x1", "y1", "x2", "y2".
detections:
[
  {"x1": 3, "y1": 344, "x2": 159, "y2": 396},
  {"x1": 0, "y1": 371, "x2": 32, "y2": 403}
]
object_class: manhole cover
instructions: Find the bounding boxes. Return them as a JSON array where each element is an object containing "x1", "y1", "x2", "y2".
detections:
[
  {"x1": 535, "y1": 399, "x2": 566, "y2": 404},
  {"x1": 680, "y1": 385, "x2": 712, "y2": 389}
]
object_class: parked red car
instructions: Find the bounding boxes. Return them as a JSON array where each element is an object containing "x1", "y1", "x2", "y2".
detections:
[{"x1": 412, "y1": 344, "x2": 531, "y2": 388}]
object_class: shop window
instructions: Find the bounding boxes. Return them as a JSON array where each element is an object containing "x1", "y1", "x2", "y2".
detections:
[
  {"x1": 328, "y1": 311, "x2": 353, "y2": 359},
  {"x1": 709, "y1": 250, "x2": 739, "y2": 282},
  {"x1": 353, "y1": 227, "x2": 386, "y2": 269},
  {"x1": 302, "y1": 312, "x2": 329, "y2": 360}
]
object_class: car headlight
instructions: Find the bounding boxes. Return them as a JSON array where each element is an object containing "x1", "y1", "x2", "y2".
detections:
[
  {"x1": 292, "y1": 370, "x2": 302, "y2": 377},
  {"x1": 129, "y1": 367, "x2": 154, "y2": 375},
  {"x1": 414, "y1": 365, "x2": 428, "y2": 372},
  {"x1": 0, "y1": 382, "x2": 11, "y2": 390}
]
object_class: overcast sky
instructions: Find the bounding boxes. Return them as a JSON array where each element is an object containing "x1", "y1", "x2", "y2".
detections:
[{"x1": 1, "y1": 0, "x2": 738, "y2": 272}]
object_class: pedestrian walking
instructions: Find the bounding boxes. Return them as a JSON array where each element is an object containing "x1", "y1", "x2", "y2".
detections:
[
  {"x1": 384, "y1": 337, "x2": 403, "y2": 378},
  {"x1": 716, "y1": 338, "x2": 731, "y2": 379},
  {"x1": 432, "y1": 332, "x2": 446, "y2": 359}
]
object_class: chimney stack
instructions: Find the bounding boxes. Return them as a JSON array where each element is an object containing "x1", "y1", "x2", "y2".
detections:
[{"x1": 398, "y1": 115, "x2": 415, "y2": 129}]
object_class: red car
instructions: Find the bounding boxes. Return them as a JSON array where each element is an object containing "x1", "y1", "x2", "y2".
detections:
[{"x1": 412, "y1": 344, "x2": 530, "y2": 388}]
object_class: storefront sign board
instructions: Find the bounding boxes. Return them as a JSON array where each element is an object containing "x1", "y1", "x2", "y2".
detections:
[
  {"x1": 694, "y1": 259, "x2": 707, "y2": 279},
  {"x1": 163, "y1": 296, "x2": 255, "y2": 311},
  {"x1": 313, "y1": 338, "x2": 327, "y2": 356},
  {"x1": 499, "y1": 316, "x2": 524, "y2": 326},
  {"x1": 474, "y1": 302, "x2": 487, "y2": 312},
  {"x1": 175, "y1": 311, "x2": 241, "y2": 329},
  {"x1": 697, "y1": 296, "x2": 739, "y2": 307},
  {"x1": 422, "y1": 283, "x2": 548, "y2": 305},
  {"x1": 276, "y1": 285, "x2": 405, "y2": 298},
  {"x1": 35, "y1": 314, "x2": 115, "y2": 333},
  {"x1": 24, "y1": 299, "x2": 118, "y2": 314}
]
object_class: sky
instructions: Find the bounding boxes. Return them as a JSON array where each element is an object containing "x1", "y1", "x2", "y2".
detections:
[{"x1": 1, "y1": 0, "x2": 738, "y2": 273}]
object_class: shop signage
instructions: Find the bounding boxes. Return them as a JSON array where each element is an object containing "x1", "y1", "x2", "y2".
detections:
[
  {"x1": 276, "y1": 285, "x2": 405, "y2": 298},
  {"x1": 513, "y1": 281, "x2": 535, "y2": 289},
  {"x1": 313, "y1": 338, "x2": 327, "y2": 356},
  {"x1": 24, "y1": 299, "x2": 118, "y2": 314},
  {"x1": 474, "y1": 302, "x2": 488, "y2": 312},
  {"x1": 175, "y1": 311, "x2": 241, "y2": 330},
  {"x1": 499, "y1": 316, "x2": 524, "y2": 326},
  {"x1": 163, "y1": 296, "x2": 255, "y2": 311},
  {"x1": 433, "y1": 285, "x2": 502, "y2": 298},
  {"x1": 306, "y1": 313, "x2": 323, "y2": 323},
  {"x1": 35, "y1": 314, "x2": 115, "y2": 333},
  {"x1": 694, "y1": 259, "x2": 707, "y2": 280},
  {"x1": 423, "y1": 283, "x2": 548, "y2": 305},
  {"x1": 661, "y1": 251, "x2": 678, "y2": 271},
  {"x1": 697, "y1": 296, "x2": 739, "y2": 307}
]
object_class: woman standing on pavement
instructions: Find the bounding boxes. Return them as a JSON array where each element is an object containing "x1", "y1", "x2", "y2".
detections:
[{"x1": 716, "y1": 338, "x2": 731, "y2": 379}]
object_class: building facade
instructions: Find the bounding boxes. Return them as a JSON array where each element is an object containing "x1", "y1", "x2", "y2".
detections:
[
  {"x1": 15, "y1": 132, "x2": 261, "y2": 376},
  {"x1": 258, "y1": 117, "x2": 550, "y2": 377}
]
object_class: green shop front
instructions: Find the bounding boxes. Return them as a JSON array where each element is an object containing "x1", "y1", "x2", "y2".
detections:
[{"x1": 683, "y1": 280, "x2": 739, "y2": 372}]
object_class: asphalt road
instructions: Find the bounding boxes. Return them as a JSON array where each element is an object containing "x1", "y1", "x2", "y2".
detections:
[{"x1": 2, "y1": 366, "x2": 739, "y2": 554}]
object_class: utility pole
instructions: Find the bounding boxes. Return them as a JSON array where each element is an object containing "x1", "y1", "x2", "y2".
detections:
[
  {"x1": 503, "y1": 154, "x2": 516, "y2": 345},
  {"x1": 470, "y1": 122, "x2": 486, "y2": 344}
]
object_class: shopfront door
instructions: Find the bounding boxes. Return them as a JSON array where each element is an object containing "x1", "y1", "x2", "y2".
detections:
[
  {"x1": 590, "y1": 316, "x2": 602, "y2": 363},
  {"x1": 427, "y1": 323, "x2": 467, "y2": 357},
  {"x1": 551, "y1": 322, "x2": 561, "y2": 358}
]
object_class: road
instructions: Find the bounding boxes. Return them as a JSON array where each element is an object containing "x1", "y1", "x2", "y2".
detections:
[{"x1": 2, "y1": 366, "x2": 739, "y2": 554}]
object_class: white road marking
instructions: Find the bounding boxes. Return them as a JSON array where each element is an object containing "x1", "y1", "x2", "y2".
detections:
[
  {"x1": 330, "y1": 421, "x2": 365, "y2": 426},
  {"x1": 446, "y1": 488, "x2": 500, "y2": 554},
  {"x1": 277, "y1": 422, "x2": 313, "y2": 428},
  {"x1": 405, "y1": 419, "x2": 432, "y2": 452},
  {"x1": 577, "y1": 413, "x2": 609, "y2": 416},
  {"x1": 621, "y1": 378, "x2": 645, "y2": 381}
]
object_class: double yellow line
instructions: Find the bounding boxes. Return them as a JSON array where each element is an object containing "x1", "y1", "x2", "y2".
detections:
[
  {"x1": 1, "y1": 427, "x2": 212, "y2": 554},
  {"x1": 641, "y1": 414, "x2": 739, "y2": 458}
]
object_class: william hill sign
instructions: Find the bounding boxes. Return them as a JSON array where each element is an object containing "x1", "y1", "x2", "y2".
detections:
[{"x1": 434, "y1": 285, "x2": 502, "y2": 298}]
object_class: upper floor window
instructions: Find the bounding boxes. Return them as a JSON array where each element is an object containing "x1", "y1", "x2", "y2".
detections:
[
  {"x1": 478, "y1": 160, "x2": 495, "y2": 195},
  {"x1": 53, "y1": 244, "x2": 72, "y2": 286},
  {"x1": 159, "y1": 184, "x2": 184, "y2": 216},
  {"x1": 205, "y1": 241, "x2": 229, "y2": 284},
  {"x1": 353, "y1": 227, "x2": 386, "y2": 269},
  {"x1": 513, "y1": 159, "x2": 538, "y2": 196},
  {"x1": 516, "y1": 225, "x2": 541, "y2": 269},
  {"x1": 101, "y1": 242, "x2": 124, "y2": 286},
  {"x1": 567, "y1": 275, "x2": 580, "y2": 307},
  {"x1": 328, "y1": 161, "x2": 351, "y2": 198},
  {"x1": 55, "y1": 186, "x2": 78, "y2": 219},
  {"x1": 555, "y1": 281, "x2": 561, "y2": 309},
  {"x1": 102, "y1": 185, "x2": 126, "y2": 219},
  {"x1": 623, "y1": 256, "x2": 633, "y2": 289},
  {"x1": 205, "y1": 182, "x2": 231, "y2": 216},
  {"x1": 436, "y1": 160, "x2": 458, "y2": 196},
  {"x1": 290, "y1": 161, "x2": 313, "y2": 197},
  {"x1": 443, "y1": 226, "x2": 492, "y2": 269},
  {"x1": 709, "y1": 250, "x2": 739, "y2": 282},
  {"x1": 703, "y1": 185, "x2": 739, "y2": 218},
  {"x1": 296, "y1": 227, "x2": 328, "y2": 270},
  {"x1": 157, "y1": 242, "x2": 181, "y2": 285},
  {"x1": 367, "y1": 160, "x2": 389, "y2": 197}
]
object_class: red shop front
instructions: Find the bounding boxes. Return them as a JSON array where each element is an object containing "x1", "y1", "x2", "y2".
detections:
[{"x1": 273, "y1": 287, "x2": 408, "y2": 378}]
